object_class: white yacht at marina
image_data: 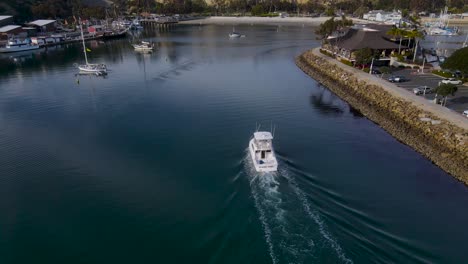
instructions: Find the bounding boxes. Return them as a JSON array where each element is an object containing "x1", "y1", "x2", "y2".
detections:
[
  {"x1": 0, "y1": 38, "x2": 41, "y2": 53},
  {"x1": 249, "y1": 131, "x2": 278, "y2": 172}
]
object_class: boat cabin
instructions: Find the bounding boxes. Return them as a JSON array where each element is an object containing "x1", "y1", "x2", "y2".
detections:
[{"x1": 251, "y1": 132, "x2": 274, "y2": 160}]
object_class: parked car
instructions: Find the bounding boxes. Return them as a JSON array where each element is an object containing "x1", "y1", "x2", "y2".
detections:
[
  {"x1": 452, "y1": 70, "x2": 462, "y2": 78},
  {"x1": 439, "y1": 78, "x2": 462, "y2": 85},
  {"x1": 413, "y1": 86, "x2": 434, "y2": 95},
  {"x1": 370, "y1": 69, "x2": 381, "y2": 74},
  {"x1": 388, "y1": 75, "x2": 407, "y2": 82},
  {"x1": 463, "y1": 110, "x2": 468, "y2": 118}
]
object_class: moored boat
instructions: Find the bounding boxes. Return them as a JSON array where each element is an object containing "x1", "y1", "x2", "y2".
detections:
[
  {"x1": 75, "y1": 18, "x2": 107, "y2": 75},
  {"x1": 229, "y1": 27, "x2": 243, "y2": 38},
  {"x1": 132, "y1": 41, "x2": 154, "y2": 51},
  {"x1": 0, "y1": 38, "x2": 41, "y2": 53}
]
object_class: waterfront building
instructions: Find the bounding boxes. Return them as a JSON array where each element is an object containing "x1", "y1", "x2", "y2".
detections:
[
  {"x1": 363, "y1": 10, "x2": 402, "y2": 25},
  {"x1": 0, "y1": 15, "x2": 13, "y2": 27},
  {"x1": 0, "y1": 25, "x2": 23, "y2": 40},
  {"x1": 324, "y1": 25, "x2": 404, "y2": 65},
  {"x1": 26, "y1": 20, "x2": 57, "y2": 33}
]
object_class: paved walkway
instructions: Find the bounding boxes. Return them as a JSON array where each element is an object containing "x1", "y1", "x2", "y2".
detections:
[{"x1": 312, "y1": 48, "x2": 468, "y2": 130}]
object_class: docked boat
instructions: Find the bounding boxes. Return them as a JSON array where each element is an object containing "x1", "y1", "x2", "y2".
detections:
[
  {"x1": 131, "y1": 19, "x2": 144, "y2": 30},
  {"x1": 132, "y1": 41, "x2": 154, "y2": 51},
  {"x1": 0, "y1": 38, "x2": 41, "y2": 53},
  {"x1": 249, "y1": 131, "x2": 278, "y2": 172},
  {"x1": 76, "y1": 18, "x2": 107, "y2": 75}
]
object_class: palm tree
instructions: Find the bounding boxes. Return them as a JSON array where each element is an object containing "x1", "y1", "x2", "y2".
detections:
[
  {"x1": 409, "y1": 30, "x2": 425, "y2": 62},
  {"x1": 405, "y1": 29, "x2": 424, "y2": 51},
  {"x1": 387, "y1": 27, "x2": 404, "y2": 54}
]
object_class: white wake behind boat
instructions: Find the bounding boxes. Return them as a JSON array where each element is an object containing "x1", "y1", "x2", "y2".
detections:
[
  {"x1": 249, "y1": 131, "x2": 278, "y2": 172},
  {"x1": 132, "y1": 41, "x2": 154, "y2": 51}
]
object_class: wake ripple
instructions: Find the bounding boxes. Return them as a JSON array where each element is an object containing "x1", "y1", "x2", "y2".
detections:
[
  {"x1": 281, "y1": 168, "x2": 353, "y2": 264},
  {"x1": 244, "y1": 152, "x2": 352, "y2": 263}
]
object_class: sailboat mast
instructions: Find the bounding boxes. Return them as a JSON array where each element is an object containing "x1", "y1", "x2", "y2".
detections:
[{"x1": 79, "y1": 18, "x2": 88, "y2": 65}]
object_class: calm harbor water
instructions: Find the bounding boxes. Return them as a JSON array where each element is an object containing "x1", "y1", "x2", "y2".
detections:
[{"x1": 1, "y1": 24, "x2": 468, "y2": 263}]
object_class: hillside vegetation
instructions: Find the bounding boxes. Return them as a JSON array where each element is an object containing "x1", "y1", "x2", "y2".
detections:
[{"x1": 0, "y1": 0, "x2": 467, "y2": 22}]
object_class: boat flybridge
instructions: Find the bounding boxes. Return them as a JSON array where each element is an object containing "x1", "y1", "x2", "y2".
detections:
[{"x1": 249, "y1": 131, "x2": 278, "y2": 172}]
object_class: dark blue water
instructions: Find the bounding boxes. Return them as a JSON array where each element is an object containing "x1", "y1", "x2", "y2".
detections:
[{"x1": 0, "y1": 24, "x2": 467, "y2": 263}]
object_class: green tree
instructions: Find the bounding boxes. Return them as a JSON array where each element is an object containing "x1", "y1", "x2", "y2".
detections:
[
  {"x1": 325, "y1": 7, "x2": 335, "y2": 16},
  {"x1": 387, "y1": 27, "x2": 404, "y2": 54},
  {"x1": 404, "y1": 29, "x2": 424, "y2": 51},
  {"x1": 441, "y1": 47, "x2": 468, "y2": 76},
  {"x1": 354, "y1": 47, "x2": 374, "y2": 69},
  {"x1": 435, "y1": 83, "x2": 458, "y2": 106},
  {"x1": 379, "y1": 66, "x2": 391, "y2": 78},
  {"x1": 315, "y1": 16, "x2": 352, "y2": 39},
  {"x1": 251, "y1": 4, "x2": 264, "y2": 16}
]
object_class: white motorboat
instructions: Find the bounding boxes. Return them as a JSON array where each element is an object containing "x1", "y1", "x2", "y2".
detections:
[
  {"x1": 0, "y1": 38, "x2": 41, "y2": 53},
  {"x1": 76, "y1": 18, "x2": 107, "y2": 75},
  {"x1": 132, "y1": 41, "x2": 154, "y2": 51},
  {"x1": 249, "y1": 131, "x2": 278, "y2": 172}
]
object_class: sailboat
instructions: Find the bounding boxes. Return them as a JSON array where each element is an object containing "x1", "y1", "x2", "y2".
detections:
[
  {"x1": 77, "y1": 18, "x2": 107, "y2": 75},
  {"x1": 229, "y1": 27, "x2": 242, "y2": 38}
]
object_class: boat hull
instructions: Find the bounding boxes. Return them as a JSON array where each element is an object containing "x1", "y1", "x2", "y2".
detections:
[
  {"x1": 78, "y1": 64, "x2": 107, "y2": 75},
  {"x1": 0, "y1": 45, "x2": 41, "y2": 53},
  {"x1": 249, "y1": 139, "x2": 278, "y2": 172}
]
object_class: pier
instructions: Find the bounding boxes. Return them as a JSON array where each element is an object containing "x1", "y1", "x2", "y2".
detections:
[{"x1": 140, "y1": 18, "x2": 178, "y2": 29}]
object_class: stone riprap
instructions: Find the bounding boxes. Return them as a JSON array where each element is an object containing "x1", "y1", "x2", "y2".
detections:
[{"x1": 296, "y1": 49, "x2": 468, "y2": 184}]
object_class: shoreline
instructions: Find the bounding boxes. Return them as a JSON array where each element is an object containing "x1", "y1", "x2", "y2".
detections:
[
  {"x1": 296, "y1": 48, "x2": 468, "y2": 184},
  {"x1": 421, "y1": 17, "x2": 468, "y2": 25},
  {"x1": 180, "y1": 16, "x2": 372, "y2": 26}
]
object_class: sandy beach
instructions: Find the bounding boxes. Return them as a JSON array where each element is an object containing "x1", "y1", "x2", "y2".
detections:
[{"x1": 180, "y1": 16, "x2": 372, "y2": 26}]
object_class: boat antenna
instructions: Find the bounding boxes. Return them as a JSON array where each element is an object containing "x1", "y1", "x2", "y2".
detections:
[
  {"x1": 272, "y1": 124, "x2": 276, "y2": 138},
  {"x1": 256, "y1": 123, "x2": 261, "y2": 132}
]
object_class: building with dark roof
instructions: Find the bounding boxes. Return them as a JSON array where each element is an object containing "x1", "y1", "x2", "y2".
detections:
[
  {"x1": 26, "y1": 20, "x2": 57, "y2": 33},
  {"x1": 0, "y1": 16, "x2": 14, "y2": 27},
  {"x1": 324, "y1": 25, "x2": 407, "y2": 64}
]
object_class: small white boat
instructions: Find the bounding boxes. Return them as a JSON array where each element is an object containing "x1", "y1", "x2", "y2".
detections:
[
  {"x1": 132, "y1": 41, "x2": 154, "y2": 51},
  {"x1": 249, "y1": 131, "x2": 278, "y2": 172},
  {"x1": 78, "y1": 63, "x2": 107, "y2": 75},
  {"x1": 229, "y1": 32, "x2": 242, "y2": 38},
  {"x1": 0, "y1": 38, "x2": 41, "y2": 53},
  {"x1": 229, "y1": 27, "x2": 243, "y2": 38}
]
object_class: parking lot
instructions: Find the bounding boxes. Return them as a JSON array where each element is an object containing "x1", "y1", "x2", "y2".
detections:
[{"x1": 378, "y1": 68, "x2": 468, "y2": 115}]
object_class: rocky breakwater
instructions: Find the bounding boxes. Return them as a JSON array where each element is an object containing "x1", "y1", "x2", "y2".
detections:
[{"x1": 296, "y1": 48, "x2": 468, "y2": 184}]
